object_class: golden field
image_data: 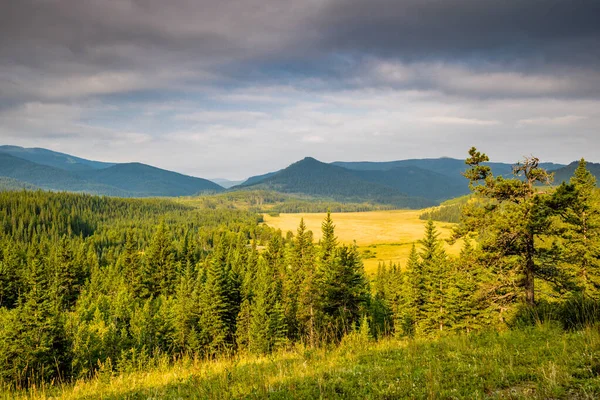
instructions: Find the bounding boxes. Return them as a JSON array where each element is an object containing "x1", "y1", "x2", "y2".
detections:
[{"x1": 263, "y1": 210, "x2": 462, "y2": 274}]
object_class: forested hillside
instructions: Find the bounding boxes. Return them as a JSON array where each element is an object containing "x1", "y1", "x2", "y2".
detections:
[
  {"x1": 0, "y1": 146, "x2": 223, "y2": 197},
  {"x1": 0, "y1": 152, "x2": 131, "y2": 196},
  {"x1": 551, "y1": 160, "x2": 600, "y2": 184},
  {"x1": 238, "y1": 157, "x2": 434, "y2": 208},
  {"x1": 240, "y1": 157, "x2": 568, "y2": 204},
  {"x1": 0, "y1": 145, "x2": 115, "y2": 172}
]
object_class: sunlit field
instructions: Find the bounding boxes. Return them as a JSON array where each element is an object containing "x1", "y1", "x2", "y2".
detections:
[{"x1": 263, "y1": 210, "x2": 462, "y2": 274}]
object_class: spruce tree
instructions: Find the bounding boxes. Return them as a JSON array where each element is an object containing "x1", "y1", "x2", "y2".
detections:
[
  {"x1": 403, "y1": 243, "x2": 425, "y2": 336},
  {"x1": 120, "y1": 230, "x2": 143, "y2": 297},
  {"x1": 143, "y1": 222, "x2": 176, "y2": 297},
  {"x1": 320, "y1": 243, "x2": 369, "y2": 341},
  {"x1": 198, "y1": 251, "x2": 230, "y2": 355},
  {"x1": 283, "y1": 218, "x2": 313, "y2": 340},
  {"x1": 552, "y1": 159, "x2": 600, "y2": 298},
  {"x1": 171, "y1": 264, "x2": 201, "y2": 354},
  {"x1": 446, "y1": 239, "x2": 487, "y2": 333},
  {"x1": 16, "y1": 257, "x2": 67, "y2": 384},
  {"x1": 419, "y1": 220, "x2": 449, "y2": 334},
  {"x1": 248, "y1": 257, "x2": 271, "y2": 354},
  {"x1": 320, "y1": 211, "x2": 337, "y2": 263}
]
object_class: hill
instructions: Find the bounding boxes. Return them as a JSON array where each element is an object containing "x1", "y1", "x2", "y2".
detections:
[
  {"x1": 550, "y1": 160, "x2": 600, "y2": 184},
  {"x1": 80, "y1": 162, "x2": 223, "y2": 196},
  {"x1": 348, "y1": 165, "x2": 467, "y2": 202},
  {"x1": 333, "y1": 158, "x2": 564, "y2": 179},
  {"x1": 0, "y1": 146, "x2": 223, "y2": 197},
  {"x1": 0, "y1": 152, "x2": 130, "y2": 195},
  {"x1": 0, "y1": 145, "x2": 114, "y2": 172},
  {"x1": 242, "y1": 157, "x2": 566, "y2": 204},
  {"x1": 238, "y1": 157, "x2": 434, "y2": 208},
  {"x1": 240, "y1": 170, "x2": 278, "y2": 186}
]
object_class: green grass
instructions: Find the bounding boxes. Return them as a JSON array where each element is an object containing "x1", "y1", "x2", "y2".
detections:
[{"x1": 7, "y1": 323, "x2": 600, "y2": 399}]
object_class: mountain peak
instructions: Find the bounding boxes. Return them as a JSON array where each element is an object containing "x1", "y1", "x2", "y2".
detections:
[{"x1": 299, "y1": 156, "x2": 320, "y2": 163}]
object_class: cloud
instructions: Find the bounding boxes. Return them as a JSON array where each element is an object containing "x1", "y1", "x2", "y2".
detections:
[
  {"x1": 302, "y1": 135, "x2": 326, "y2": 143},
  {"x1": 425, "y1": 116, "x2": 500, "y2": 126},
  {"x1": 517, "y1": 115, "x2": 587, "y2": 127}
]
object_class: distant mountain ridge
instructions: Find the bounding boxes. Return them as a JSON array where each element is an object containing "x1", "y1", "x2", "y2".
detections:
[
  {"x1": 0, "y1": 145, "x2": 115, "y2": 172},
  {"x1": 550, "y1": 161, "x2": 600, "y2": 184},
  {"x1": 237, "y1": 157, "x2": 435, "y2": 208},
  {"x1": 3, "y1": 145, "x2": 588, "y2": 205},
  {"x1": 239, "y1": 157, "x2": 569, "y2": 205},
  {"x1": 0, "y1": 145, "x2": 223, "y2": 197},
  {"x1": 333, "y1": 158, "x2": 564, "y2": 178}
]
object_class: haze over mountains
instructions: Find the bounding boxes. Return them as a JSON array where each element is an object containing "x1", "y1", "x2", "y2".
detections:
[
  {"x1": 2, "y1": 144, "x2": 596, "y2": 206},
  {"x1": 0, "y1": 146, "x2": 222, "y2": 197}
]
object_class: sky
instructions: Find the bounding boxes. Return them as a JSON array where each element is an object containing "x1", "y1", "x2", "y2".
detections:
[{"x1": 1, "y1": 0, "x2": 599, "y2": 179}]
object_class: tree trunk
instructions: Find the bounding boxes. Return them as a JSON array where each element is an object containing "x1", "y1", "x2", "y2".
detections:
[{"x1": 525, "y1": 232, "x2": 535, "y2": 306}]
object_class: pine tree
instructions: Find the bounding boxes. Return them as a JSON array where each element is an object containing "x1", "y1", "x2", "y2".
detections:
[
  {"x1": 248, "y1": 257, "x2": 271, "y2": 354},
  {"x1": 50, "y1": 236, "x2": 80, "y2": 310},
  {"x1": 121, "y1": 230, "x2": 143, "y2": 297},
  {"x1": 16, "y1": 257, "x2": 68, "y2": 384},
  {"x1": 446, "y1": 239, "x2": 487, "y2": 333},
  {"x1": 403, "y1": 243, "x2": 425, "y2": 336},
  {"x1": 143, "y1": 222, "x2": 176, "y2": 297},
  {"x1": 455, "y1": 147, "x2": 559, "y2": 308},
  {"x1": 283, "y1": 218, "x2": 314, "y2": 340},
  {"x1": 385, "y1": 262, "x2": 403, "y2": 338},
  {"x1": 320, "y1": 211, "x2": 337, "y2": 263},
  {"x1": 371, "y1": 263, "x2": 391, "y2": 337},
  {"x1": 171, "y1": 264, "x2": 201, "y2": 354},
  {"x1": 320, "y1": 243, "x2": 369, "y2": 341},
  {"x1": 0, "y1": 239, "x2": 21, "y2": 308},
  {"x1": 198, "y1": 250, "x2": 230, "y2": 355},
  {"x1": 419, "y1": 220, "x2": 449, "y2": 334},
  {"x1": 552, "y1": 159, "x2": 600, "y2": 298}
]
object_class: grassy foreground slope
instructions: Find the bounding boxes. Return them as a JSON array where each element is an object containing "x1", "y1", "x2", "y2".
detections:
[{"x1": 10, "y1": 323, "x2": 600, "y2": 399}]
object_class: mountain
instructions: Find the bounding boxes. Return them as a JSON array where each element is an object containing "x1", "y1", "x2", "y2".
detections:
[
  {"x1": 79, "y1": 163, "x2": 223, "y2": 197},
  {"x1": 0, "y1": 152, "x2": 130, "y2": 195},
  {"x1": 239, "y1": 157, "x2": 568, "y2": 205},
  {"x1": 333, "y1": 158, "x2": 564, "y2": 179},
  {"x1": 348, "y1": 166, "x2": 467, "y2": 202},
  {"x1": 0, "y1": 146, "x2": 223, "y2": 197},
  {"x1": 241, "y1": 171, "x2": 278, "y2": 186},
  {"x1": 237, "y1": 157, "x2": 434, "y2": 208},
  {"x1": 550, "y1": 161, "x2": 600, "y2": 184},
  {"x1": 0, "y1": 145, "x2": 114, "y2": 172}
]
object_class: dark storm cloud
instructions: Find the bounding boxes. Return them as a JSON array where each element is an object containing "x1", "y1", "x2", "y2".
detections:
[
  {"x1": 1, "y1": 0, "x2": 599, "y2": 100},
  {"x1": 315, "y1": 0, "x2": 600, "y2": 65}
]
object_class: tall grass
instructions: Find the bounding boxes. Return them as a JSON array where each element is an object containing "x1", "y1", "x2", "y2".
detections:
[
  {"x1": 513, "y1": 296, "x2": 600, "y2": 330},
  {"x1": 5, "y1": 323, "x2": 600, "y2": 399}
]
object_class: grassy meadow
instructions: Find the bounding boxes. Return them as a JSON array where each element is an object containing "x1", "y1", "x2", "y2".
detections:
[
  {"x1": 263, "y1": 210, "x2": 462, "y2": 274},
  {"x1": 8, "y1": 323, "x2": 600, "y2": 399}
]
